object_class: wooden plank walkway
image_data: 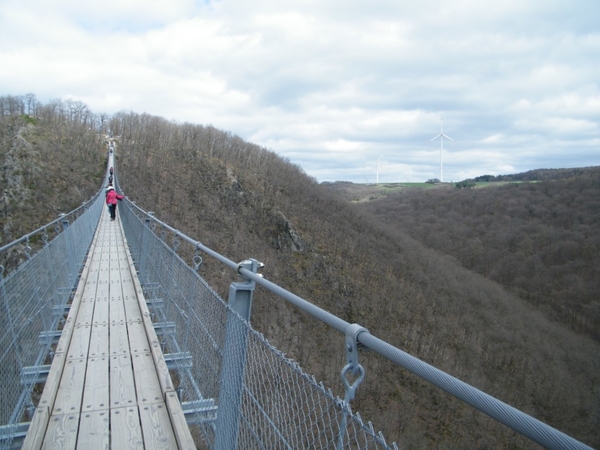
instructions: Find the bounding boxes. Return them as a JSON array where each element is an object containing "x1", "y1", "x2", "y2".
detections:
[{"x1": 22, "y1": 206, "x2": 196, "y2": 450}]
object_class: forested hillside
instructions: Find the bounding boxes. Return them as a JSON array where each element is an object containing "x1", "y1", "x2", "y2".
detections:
[
  {"x1": 354, "y1": 174, "x2": 600, "y2": 340},
  {"x1": 0, "y1": 95, "x2": 105, "y2": 270},
  {"x1": 1, "y1": 95, "x2": 598, "y2": 448}
]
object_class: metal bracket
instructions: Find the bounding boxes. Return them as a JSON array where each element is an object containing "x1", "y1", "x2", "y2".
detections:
[
  {"x1": 193, "y1": 255, "x2": 203, "y2": 271},
  {"x1": 336, "y1": 324, "x2": 369, "y2": 450},
  {"x1": 193, "y1": 243, "x2": 203, "y2": 271},
  {"x1": 23, "y1": 242, "x2": 32, "y2": 260},
  {"x1": 341, "y1": 323, "x2": 369, "y2": 404},
  {"x1": 236, "y1": 258, "x2": 264, "y2": 281}
]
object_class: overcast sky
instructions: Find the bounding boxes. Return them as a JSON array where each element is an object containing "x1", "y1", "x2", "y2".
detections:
[{"x1": 1, "y1": 0, "x2": 599, "y2": 183}]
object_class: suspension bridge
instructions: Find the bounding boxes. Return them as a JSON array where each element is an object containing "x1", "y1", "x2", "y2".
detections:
[{"x1": 0, "y1": 154, "x2": 593, "y2": 449}]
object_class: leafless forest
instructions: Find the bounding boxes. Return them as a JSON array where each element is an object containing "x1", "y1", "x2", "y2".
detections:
[
  {"x1": 354, "y1": 171, "x2": 600, "y2": 341},
  {"x1": 1, "y1": 95, "x2": 598, "y2": 449},
  {"x1": 0, "y1": 95, "x2": 105, "y2": 269}
]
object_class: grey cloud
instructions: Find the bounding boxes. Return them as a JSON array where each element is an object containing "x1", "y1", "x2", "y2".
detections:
[{"x1": 1, "y1": 0, "x2": 598, "y2": 183}]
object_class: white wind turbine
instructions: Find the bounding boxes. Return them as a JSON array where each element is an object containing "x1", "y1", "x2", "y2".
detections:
[
  {"x1": 427, "y1": 117, "x2": 455, "y2": 182},
  {"x1": 376, "y1": 155, "x2": 383, "y2": 184}
]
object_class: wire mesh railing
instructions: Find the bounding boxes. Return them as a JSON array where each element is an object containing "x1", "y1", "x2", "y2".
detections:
[
  {"x1": 119, "y1": 197, "x2": 396, "y2": 449},
  {"x1": 0, "y1": 190, "x2": 103, "y2": 449}
]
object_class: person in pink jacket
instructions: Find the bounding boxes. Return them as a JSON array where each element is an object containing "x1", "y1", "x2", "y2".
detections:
[{"x1": 105, "y1": 186, "x2": 124, "y2": 221}]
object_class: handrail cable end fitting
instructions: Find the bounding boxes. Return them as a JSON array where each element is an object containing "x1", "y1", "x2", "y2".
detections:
[{"x1": 237, "y1": 258, "x2": 265, "y2": 280}]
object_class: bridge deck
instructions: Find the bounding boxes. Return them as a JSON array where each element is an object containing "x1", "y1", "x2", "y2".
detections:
[{"x1": 23, "y1": 207, "x2": 195, "y2": 449}]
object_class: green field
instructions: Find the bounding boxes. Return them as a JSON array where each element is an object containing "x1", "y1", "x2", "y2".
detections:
[{"x1": 320, "y1": 180, "x2": 529, "y2": 202}]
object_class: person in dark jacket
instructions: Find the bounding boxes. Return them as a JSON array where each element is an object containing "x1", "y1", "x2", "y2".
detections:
[{"x1": 105, "y1": 186, "x2": 124, "y2": 221}]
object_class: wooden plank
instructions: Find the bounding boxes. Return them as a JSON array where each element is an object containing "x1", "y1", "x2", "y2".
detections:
[
  {"x1": 123, "y1": 293, "x2": 143, "y2": 323},
  {"x1": 92, "y1": 297, "x2": 110, "y2": 326},
  {"x1": 110, "y1": 354, "x2": 137, "y2": 409},
  {"x1": 21, "y1": 406, "x2": 49, "y2": 450},
  {"x1": 127, "y1": 321, "x2": 152, "y2": 355},
  {"x1": 35, "y1": 352, "x2": 65, "y2": 413},
  {"x1": 109, "y1": 291, "x2": 128, "y2": 324},
  {"x1": 118, "y1": 224, "x2": 146, "y2": 313},
  {"x1": 41, "y1": 413, "x2": 79, "y2": 450},
  {"x1": 118, "y1": 226, "x2": 175, "y2": 395},
  {"x1": 148, "y1": 338, "x2": 174, "y2": 394},
  {"x1": 109, "y1": 322, "x2": 130, "y2": 357},
  {"x1": 76, "y1": 410, "x2": 109, "y2": 450},
  {"x1": 109, "y1": 255, "x2": 123, "y2": 295},
  {"x1": 73, "y1": 298, "x2": 96, "y2": 328},
  {"x1": 53, "y1": 358, "x2": 87, "y2": 415},
  {"x1": 94, "y1": 249, "x2": 111, "y2": 304},
  {"x1": 117, "y1": 271, "x2": 135, "y2": 297},
  {"x1": 88, "y1": 323, "x2": 109, "y2": 359},
  {"x1": 118, "y1": 272, "x2": 134, "y2": 289},
  {"x1": 110, "y1": 407, "x2": 144, "y2": 449},
  {"x1": 75, "y1": 258, "x2": 101, "y2": 326},
  {"x1": 114, "y1": 239, "x2": 144, "y2": 324},
  {"x1": 54, "y1": 240, "x2": 100, "y2": 355},
  {"x1": 23, "y1": 219, "x2": 105, "y2": 449},
  {"x1": 139, "y1": 403, "x2": 178, "y2": 450},
  {"x1": 81, "y1": 236, "x2": 106, "y2": 327},
  {"x1": 65, "y1": 325, "x2": 92, "y2": 361},
  {"x1": 138, "y1": 305, "x2": 173, "y2": 395},
  {"x1": 82, "y1": 357, "x2": 109, "y2": 413},
  {"x1": 108, "y1": 249, "x2": 122, "y2": 304},
  {"x1": 91, "y1": 256, "x2": 111, "y2": 328},
  {"x1": 131, "y1": 353, "x2": 163, "y2": 406},
  {"x1": 54, "y1": 313, "x2": 78, "y2": 356},
  {"x1": 93, "y1": 288, "x2": 110, "y2": 324},
  {"x1": 165, "y1": 391, "x2": 196, "y2": 450}
]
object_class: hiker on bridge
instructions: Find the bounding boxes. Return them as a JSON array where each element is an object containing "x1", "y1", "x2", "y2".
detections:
[{"x1": 105, "y1": 186, "x2": 124, "y2": 221}]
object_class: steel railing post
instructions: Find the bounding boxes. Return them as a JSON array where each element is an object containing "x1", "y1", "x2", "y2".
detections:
[{"x1": 214, "y1": 259, "x2": 263, "y2": 450}]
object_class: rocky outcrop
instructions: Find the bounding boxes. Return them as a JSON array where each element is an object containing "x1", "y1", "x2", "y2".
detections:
[
  {"x1": 227, "y1": 166, "x2": 244, "y2": 194},
  {"x1": 271, "y1": 209, "x2": 304, "y2": 252}
]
